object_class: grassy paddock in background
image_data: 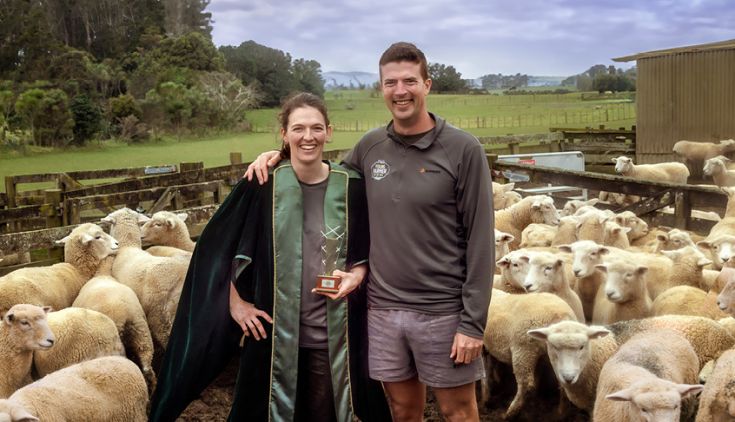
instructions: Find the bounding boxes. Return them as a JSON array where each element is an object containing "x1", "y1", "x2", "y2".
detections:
[{"x1": 0, "y1": 90, "x2": 635, "y2": 193}]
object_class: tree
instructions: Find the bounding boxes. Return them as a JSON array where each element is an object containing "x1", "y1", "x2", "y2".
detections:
[
  {"x1": 15, "y1": 88, "x2": 74, "y2": 147},
  {"x1": 292, "y1": 59, "x2": 325, "y2": 97},
  {"x1": 428, "y1": 63, "x2": 467, "y2": 93},
  {"x1": 154, "y1": 32, "x2": 223, "y2": 71},
  {"x1": 197, "y1": 72, "x2": 260, "y2": 128},
  {"x1": 163, "y1": 0, "x2": 213, "y2": 38},
  {"x1": 69, "y1": 94, "x2": 102, "y2": 145}
]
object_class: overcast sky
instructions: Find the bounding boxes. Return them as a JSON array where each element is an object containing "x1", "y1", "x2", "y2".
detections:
[{"x1": 208, "y1": 0, "x2": 735, "y2": 78}]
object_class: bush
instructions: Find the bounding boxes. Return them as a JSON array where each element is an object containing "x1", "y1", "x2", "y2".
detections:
[
  {"x1": 15, "y1": 88, "x2": 73, "y2": 147},
  {"x1": 70, "y1": 95, "x2": 102, "y2": 145}
]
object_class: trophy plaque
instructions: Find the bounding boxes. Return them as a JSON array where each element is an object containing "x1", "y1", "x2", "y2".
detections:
[{"x1": 315, "y1": 228, "x2": 344, "y2": 294}]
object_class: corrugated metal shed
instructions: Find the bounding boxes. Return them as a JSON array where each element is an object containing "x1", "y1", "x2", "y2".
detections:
[{"x1": 613, "y1": 39, "x2": 735, "y2": 165}]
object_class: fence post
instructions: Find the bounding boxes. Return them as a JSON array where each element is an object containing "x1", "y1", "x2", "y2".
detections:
[
  {"x1": 509, "y1": 142, "x2": 520, "y2": 155},
  {"x1": 5, "y1": 176, "x2": 16, "y2": 208},
  {"x1": 230, "y1": 152, "x2": 243, "y2": 165},
  {"x1": 674, "y1": 191, "x2": 691, "y2": 230},
  {"x1": 45, "y1": 188, "x2": 64, "y2": 261}
]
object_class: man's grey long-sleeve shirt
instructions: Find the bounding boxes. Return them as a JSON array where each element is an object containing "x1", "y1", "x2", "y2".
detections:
[{"x1": 343, "y1": 114, "x2": 494, "y2": 338}]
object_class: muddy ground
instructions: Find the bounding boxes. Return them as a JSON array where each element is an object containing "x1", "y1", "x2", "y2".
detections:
[{"x1": 176, "y1": 357, "x2": 590, "y2": 422}]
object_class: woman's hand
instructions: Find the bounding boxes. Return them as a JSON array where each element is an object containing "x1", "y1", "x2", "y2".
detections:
[
  {"x1": 313, "y1": 264, "x2": 367, "y2": 300},
  {"x1": 243, "y1": 150, "x2": 282, "y2": 184},
  {"x1": 230, "y1": 283, "x2": 272, "y2": 340}
]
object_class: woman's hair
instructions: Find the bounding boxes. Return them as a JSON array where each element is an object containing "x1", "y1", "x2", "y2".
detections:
[{"x1": 278, "y1": 92, "x2": 330, "y2": 159}]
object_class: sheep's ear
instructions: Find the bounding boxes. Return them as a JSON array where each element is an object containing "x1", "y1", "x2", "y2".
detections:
[
  {"x1": 656, "y1": 233, "x2": 669, "y2": 242},
  {"x1": 518, "y1": 255, "x2": 530, "y2": 263},
  {"x1": 606, "y1": 388, "x2": 633, "y2": 402},
  {"x1": 531, "y1": 201, "x2": 541, "y2": 209},
  {"x1": 697, "y1": 257, "x2": 713, "y2": 267},
  {"x1": 636, "y1": 266, "x2": 649, "y2": 276},
  {"x1": 554, "y1": 259, "x2": 564, "y2": 269},
  {"x1": 697, "y1": 241, "x2": 712, "y2": 250},
  {"x1": 586, "y1": 198, "x2": 600, "y2": 206},
  {"x1": 500, "y1": 233, "x2": 514, "y2": 242},
  {"x1": 137, "y1": 214, "x2": 151, "y2": 224},
  {"x1": 586, "y1": 326, "x2": 610, "y2": 339},
  {"x1": 55, "y1": 234, "x2": 71, "y2": 245},
  {"x1": 526, "y1": 327, "x2": 550, "y2": 341},
  {"x1": 677, "y1": 384, "x2": 704, "y2": 398},
  {"x1": 611, "y1": 157, "x2": 618, "y2": 163},
  {"x1": 165, "y1": 218, "x2": 177, "y2": 228},
  {"x1": 42, "y1": 306, "x2": 52, "y2": 314},
  {"x1": 80, "y1": 233, "x2": 95, "y2": 245},
  {"x1": 661, "y1": 250, "x2": 676, "y2": 259},
  {"x1": 176, "y1": 213, "x2": 188, "y2": 222},
  {"x1": 599, "y1": 247, "x2": 610, "y2": 256},
  {"x1": 557, "y1": 245, "x2": 572, "y2": 253},
  {"x1": 595, "y1": 264, "x2": 608, "y2": 273},
  {"x1": 614, "y1": 215, "x2": 624, "y2": 225},
  {"x1": 4, "y1": 312, "x2": 14, "y2": 324},
  {"x1": 496, "y1": 257, "x2": 511, "y2": 269},
  {"x1": 101, "y1": 215, "x2": 114, "y2": 223},
  {"x1": 10, "y1": 406, "x2": 39, "y2": 422}
]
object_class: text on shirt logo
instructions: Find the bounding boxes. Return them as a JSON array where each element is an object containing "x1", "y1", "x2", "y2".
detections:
[
  {"x1": 418, "y1": 168, "x2": 440, "y2": 174},
  {"x1": 371, "y1": 160, "x2": 390, "y2": 180}
]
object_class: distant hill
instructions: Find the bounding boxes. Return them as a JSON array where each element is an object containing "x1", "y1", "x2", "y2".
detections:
[
  {"x1": 527, "y1": 76, "x2": 566, "y2": 87},
  {"x1": 323, "y1": 71, "x2": 379, "y2": 89}
]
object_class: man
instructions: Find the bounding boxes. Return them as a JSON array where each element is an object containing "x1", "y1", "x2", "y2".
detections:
[{"x1": 247, "y1": 42, "x2": 494, "y2": 421}]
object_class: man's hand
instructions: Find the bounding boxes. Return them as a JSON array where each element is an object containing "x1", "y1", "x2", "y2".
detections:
[
  {"x1": 313, "y1": 264, "x2": 367, "y2": 300},
  {"x1": 230, "y1": 283, "x2": 273, "y2": 340},
  {"x1": 449, "y1": 332, "x2": 484, "y2": 365},
  {"x1": 243, "y1": 150, "x2": 282, "y2": 184}
]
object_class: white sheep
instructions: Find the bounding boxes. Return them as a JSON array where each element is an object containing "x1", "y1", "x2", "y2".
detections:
[
  {"x1": 0, "y1": 251, "x2": 30, "y2": 268},
  {"x1": 698, "y1": 234, "x2": 735, "y2": 270},
  {"x1": 551, "y1": 216, "x2": 579, "y2": 246},
  {"x1": 519, "y1": 223, "x2": 557, "y2": 248},
  {"x1": 104, "y1": 208, "x2": 189, "y2": 351},
  {"x1": 652, "y1": 285, "x2": 728, "y2": 320},
  {"x1": 520, "y1": 251, "x2": 585, "y2": 322},
  {"x1": 494, "y1": 229, "x2": 514, "y2": 275},
  {"x1": 0, "y1": 224, "x2": 118, "y2": 314},
  {"x1": 651, "y1": 228, "x2": 697, "y2": 253},
  {"x1": 141, "y1": 211, "x2": 195, "y2": 257},
  {"x1": 601, "y1": 220, "x2": 631, "y2": 248},
  {"x1": 560, "y1": 198, "x2": 599, "y2": 217},
  {"x1": 613, "y1": 155, "x2": 690, "y2": 184},
  {"x1": 492, "y1": 182, "x2": 520, "y2": 210},
  {"x1": 482, "y1": 290, "x2": 577, "y2": 419},
  {"x1": 593, "y1": 329, "x2": 702, "y2": 422},
  {"x1": 494, "y1": 250, "x2": 531, "y2": 294},
  {"x1": 0, "y1": 305, "x2": 54, "y2": 398},
  {"x1": 0, "y1": 356, "x2": 148, "y2": 422},
  {"x1": 703, "y1": 155, "x2": 735, "y2": 187},
  {"x1": 717, "y1": 275, "x2": 735, "y2": 317},
  {"x1": 592, "y1": 258, "x2": 652, "y2": 324},
  {"x1": 696, "y1": 349, "x2": 735, "y2": 421},
  {"x1": 72, "y1": 257, "x2": 156, "y2": 390},
  {"x1": 32, "y1": 307, "x2": 124, "y2": 378},
  {"x1": 557, "y1": 241, "x2": 608, "y2": 322},
  {"x1": 495, "y1": 195, "x2": 560, "y2": 250},
  {"x1": 612, "y1": 211, "x2": 649, "y2": 242},
  {"x1": 674, "y1": 139, "x2": 735, "y2": 162}
]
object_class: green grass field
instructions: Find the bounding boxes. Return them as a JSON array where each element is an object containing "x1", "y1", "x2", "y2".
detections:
[{"x1": 0, "y1": 90, "x2": 635, "y2": 193}]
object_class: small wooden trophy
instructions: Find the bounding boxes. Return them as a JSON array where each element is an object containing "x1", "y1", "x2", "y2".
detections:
[{"x1": 315, "y1": 235, "x2": 343, "y2": 294}]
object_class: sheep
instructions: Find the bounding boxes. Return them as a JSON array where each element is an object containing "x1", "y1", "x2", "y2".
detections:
[
  {"x1": 613, "y1": 211, "x2": 649, "y2": 242},
  {"x1": 520, "y1": 251, "x2": 585, "y2": 322},
  {"x1": 557, "y1": 241, "x2": 608, "y2": 322},
  {"x1": 652, "y1": 228, "x2": 697, "y2": 253},
  {"x1": 599, "y1": 191, "x2": 640, "y2": 208},
  {"x1": 551, "y1": 216, "x2": 579, "y2": 246},
  {"x1": 601, "y1": 220, "x2": 630, "y2": 248},
  {"x1": 698, "y1": 234, "x2": 735, "y2": 270},
  {"x1": 613, "y1": 155, "x2": 690, "y2": 184},
  {"x1": 0, "y1": 224, "x2": 118, "y2": 314},
  {"x1": 483, "y1": 290, "x2": 577, "y2": 419},
  {"x1": 0, "y1": 251, "x2": 30, "y2": 268},
  {"x1": 141, "y1": 211, "x2": 195, "y2": 258},
  {"x1": 574, "y1": 210, "x2": 608, "y2": 244},
  {"x1": 674, "y1": 139, "x2": 735, "y2": 162},
  {"x1": 519, "y1": 223, "x2": 557, "y2": 248},
  {"x1": 703, "y1": 155, "x2": 735, "y2": 187},
  {"x1": 696, "y1": 349, "x2": 735, "y2": 421},
  {"x1": 494, "y1": 229, "x2": 514, "y2": 275},
  {"x1": 656, "y1": 246, "x2": 712, "y2": 292},
  {"x1": 560, "y1": 198, "x2": 599, "y2": 217},
  {"x1": 492, "y1": 182, "x2": 519, "y2": 210},
  {"x1": 717, "y1": 276, "x2": 735, "y2": 317},
  {"x1": 0, "y1": 356, "x2": 148, "y2": 422},
  {"x1": 0, "y1": 305, "x2": 54, "y2": 398},
  {"x1": 592, "y1": 329, "x2": 702, "y2": 422},
  {"x1": 71, "y1": 257, "x2": 156, "y2": 390},
  {"x1": 103, "y1": 208, "x2": 188, "y2": 351},
  {"x1": 592, "y1": 258, "x2": 652, "y2": 325},
  {"x1": 494, "y1": 195, "x2": 560, "y2": 250},
  {"x1": 652, "y1": 286, "x2": 728, "y2": 320},
  {"x1": 494, "y1": 250, "x2": 534, "y2": 294},
  {"x1": 32, "y1": 307, "x2": 124, "y2": 378}
]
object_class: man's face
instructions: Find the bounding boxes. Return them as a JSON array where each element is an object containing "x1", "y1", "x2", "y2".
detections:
[{"x1": 380, "y1": 60, "x2": 431, "y2": 130}]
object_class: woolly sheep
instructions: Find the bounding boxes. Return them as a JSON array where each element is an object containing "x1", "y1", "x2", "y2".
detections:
[
  {"x1": 560, "y1": 198, "x2": 599, "y2": 217},
  {"x1": 698, "y1": 234, "x2": 735, "y2": 270},
  {"x1": 551, "y1": 216, "x2": 579, "y2": 246},
  {"x1": 557, "y1": 241, "x2": 608, "y2": 322},
  {"x1": 104, "y1": 208, "x2": 189, "y2": 350},
  {"x1": 601, "y1": 221, "x2": 631, "y2": 248},
  {"x1": 494, "y1": 229, "x2": 514, "y2": 275},
  {"x1": 495, "y1": 250, "x2": 532, "y2": 294},
  {"x1": 141, "y1": 211, "x2": 195, "y2": 257},
  {"x1": 613, "y1": 211, "x2": 649, "y2": 242},
  {"x1": 592, "y1": 329, "x2": 702, "y2": 422},
  {"x1": 0, "y1": 252, "x2": 30, "y2": 268},
  {"x1": 519, "y1": 223, "x2": 557, "y2": 248},
  {"x1": 653, "y1": 228, "x2": 697, "y2": 252},
  {"x1": 495, "y1": 195, "x2": 560, "y2": 250},
  {"x1": 717, "y1": 276, "x2": 735, "y2": 317},
  {"x1": 0, "y1": 224, "x2": 118, "y2": 314},
  {"x1": 520, "y1": 251, "x2": 585, "y2": 321},
  {"x1": 0, "y1": 305, "x2": 54, "y2": 398},
  {"x1": 0, "y1": 356, "x2": 148, "y2": 422},
  {"x1": 613, "y1": 155, "x2": 690, "y2": 184},
  {"x1": 703, "y1": 155, "x2": 735, "y2": 187},
  {"x1": 592, "y1": 258, "x2": 652, "y2": 324},
  {"x1": 673, "y1": 139, "x2": 735, "y2": 162},
  {"x1": 696, "y1": 349, "x2": 735, "y2": 421},
  {"x1": 72, "y1": 257, "x2": 155, "y2": 390},
  {"x1": 492, "y1": 182, "x2": 518, "y2": 210},
  {"x1": 652, "y1": 286, "x2": 728, "y2": 320},
  {"x1": 483, "y1": 290, "x2": 577, "y2": 418},
  {"x1": 32, "y1": 307, "x2": 124, "y2": 378}
]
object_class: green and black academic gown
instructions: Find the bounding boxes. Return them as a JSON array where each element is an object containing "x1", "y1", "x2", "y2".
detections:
[{"x1": 149, "y1": 161, "x2": 391, "y2": 422}]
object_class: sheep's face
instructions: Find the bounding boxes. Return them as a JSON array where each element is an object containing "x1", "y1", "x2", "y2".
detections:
[
  {"x1": 496, "y1": 251, "x2": 530, "y2": 289},
  {"x1": 57, "y1": 223, "x2": 119, "y2": 261},
  {"x1": 0, "y1": 400, "x2": 39, "y2": 422},
  {"x1": 494, "y1": 230, "x2": 514, "y2": 260},
  {"x1": 614, "y1": 156, "x2": 633, "y2": 174},
  {"x1": 698, "y1": 236, "x2": 735, "y2": 269},
  {"x1": 528, "y1": 321, "x2": 609, "y2": 385},
  {"x1": 141, "y1": 212, "x2": 187, "y2": 244},
  {"x1": 564, "y1": 241, "x2": 608, "y2": 278},
  {"x1": 704, "y1": 158, "x2": 726, "y2": 176},
  {"x1": 603, "y1": 221, "x2": 631, "y2": 247},
  {"x1": 2, "y1": 304, "x2": 54, "y2": 351},
  {"x1": 617, "y1": 215, "x2": 649, "y2": 241},
  {"x1": 606, "y1": 380, "x2": 702, "y2": 422},
  {"x1": 522, "y1": 253, "x2": 562, "y2": 293},
  {"x1": 492, "y1": 182, "x2": 515, "y2": 210},
  {"x1": 717, "y1": 279, "x2": 735, "y2": 316},
  {"x1": 561, "y1": 200, "x2": 585, "y2": 217},
  {"x1": 657, "y1": 229, "x2": 693, "y2": 251},
  {"x1": 596, "y1": 261, "x2": 648, "y2": 303},
  {"x1": 531, "y1": 197, "x2": 560, "y2": 225}
]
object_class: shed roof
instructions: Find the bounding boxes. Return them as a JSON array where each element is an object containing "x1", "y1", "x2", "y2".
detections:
[{"x1": 613, "y1": 38, "x2": 735, "y2": 62}]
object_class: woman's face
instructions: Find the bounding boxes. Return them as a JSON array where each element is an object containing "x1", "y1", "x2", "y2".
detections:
[{"x1": 281, "y1": 106, "x2": 331, "y2": 166}]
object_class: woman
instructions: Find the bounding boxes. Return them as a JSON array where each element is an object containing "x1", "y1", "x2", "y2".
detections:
[{"x1": 149, "y1": 93, "x2": 390, "y2": 421}]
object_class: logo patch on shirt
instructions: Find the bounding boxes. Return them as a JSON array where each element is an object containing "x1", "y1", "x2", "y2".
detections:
[{"x1": 371, "y1": 160, "x2": 390, "y2": 180}]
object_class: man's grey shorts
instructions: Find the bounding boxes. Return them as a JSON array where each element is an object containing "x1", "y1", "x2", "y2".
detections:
[{"x1": 367, "y1": 308, "x2": 484, "y2": 388}]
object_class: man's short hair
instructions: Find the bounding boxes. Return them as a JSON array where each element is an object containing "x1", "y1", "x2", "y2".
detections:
[{"x1": 379, "y1": 42, "x2": 429, "y2": 81}]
